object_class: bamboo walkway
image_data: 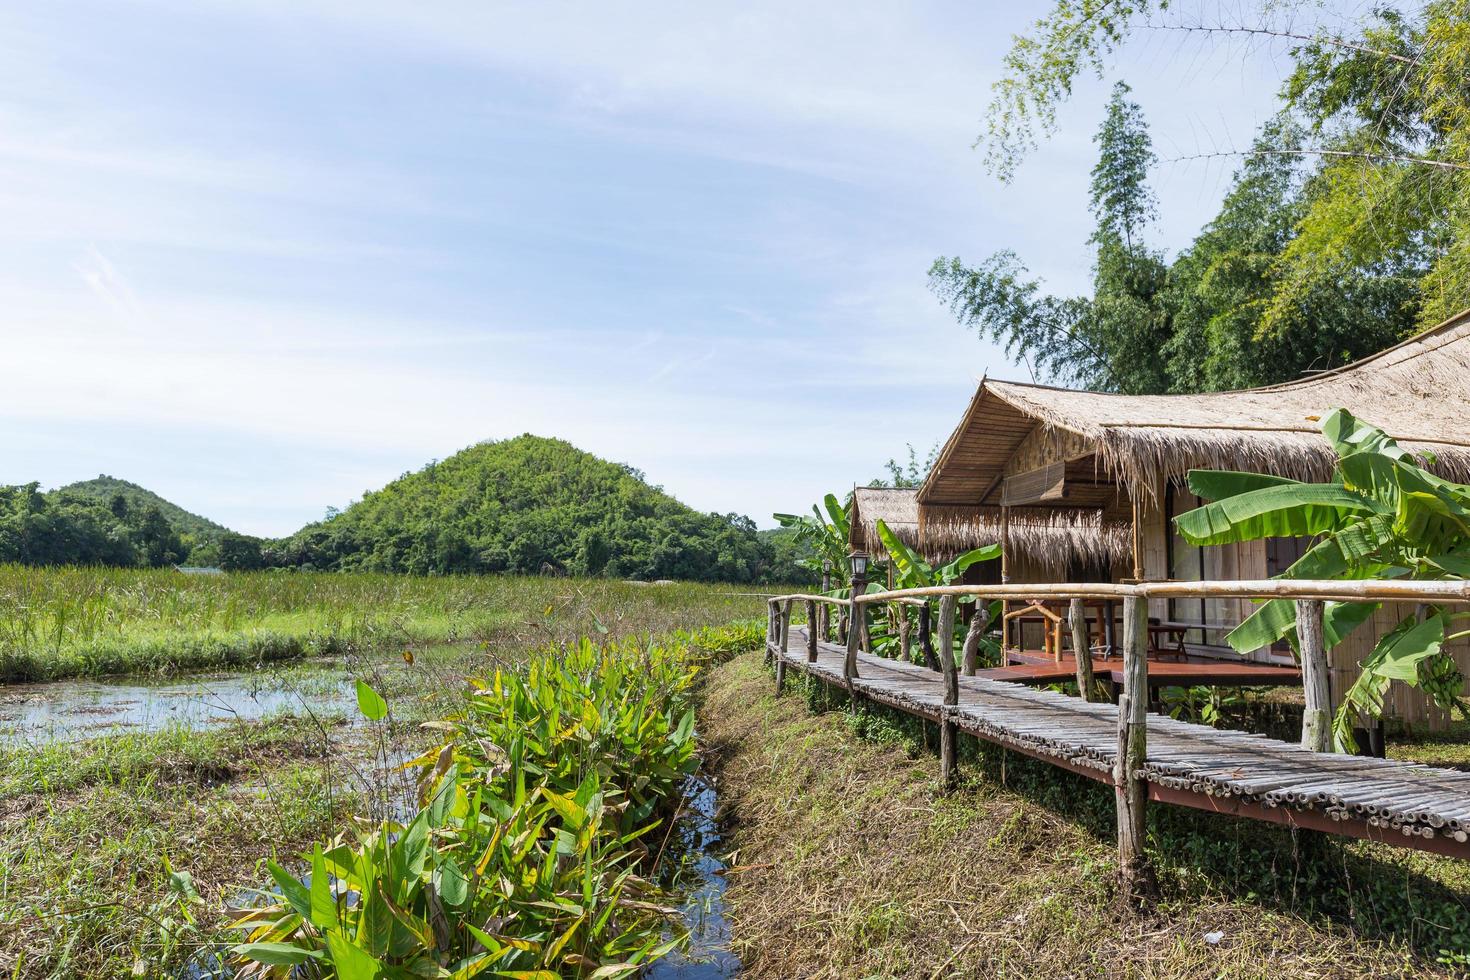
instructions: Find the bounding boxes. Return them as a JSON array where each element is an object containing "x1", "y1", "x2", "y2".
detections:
[{"x1": 772, "y1": 625, "x2": 1470, "y2": 860}]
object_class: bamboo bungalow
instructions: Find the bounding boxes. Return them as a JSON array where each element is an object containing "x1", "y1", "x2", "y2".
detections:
[{"x1": 918, "y1": 309, "x2": 1470, "y2": 728}]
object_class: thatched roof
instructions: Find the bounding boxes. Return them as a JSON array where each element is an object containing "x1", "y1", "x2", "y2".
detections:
[
  {"x1": 849, "y1": 487, "x2": 1132, "y2": 572},
  {"x1": 922, "y1": 308, "x2": 1470, "y2": 505},
  {"x1": 849, "y1": 487, "x2": 921, "y2": 553}
]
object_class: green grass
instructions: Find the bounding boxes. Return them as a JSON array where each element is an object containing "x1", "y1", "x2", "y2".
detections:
[
  {"x1": 0, "y1": 565, "x2": 769, "y2": 681},
  {"x1": 0, "y1": 574, "x2": 766, "y2": 978}
]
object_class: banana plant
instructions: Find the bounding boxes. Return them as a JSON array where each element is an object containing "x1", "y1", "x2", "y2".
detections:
[
  {"x1": 773, "y1": 492, "x2": 860, "y2": 591},
  {"x1": 874, "y1": 519, "x2": 1002, "y2": 665},
  {"x1": 1174, "y1": 408, "x2": 1470, "y2": 750}
]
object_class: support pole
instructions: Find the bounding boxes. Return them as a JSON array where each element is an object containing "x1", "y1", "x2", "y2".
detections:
[
  {"x1": 843, "y1": 610, "x2": 860, "y2": 691},
  {"x1": 1296, "y1": 599, "x2": 1331, "y2": 752},
  {"x1": 1070, "y1": 598, "x2": 1097, "y2": 702},
  {"x1": 938, "y1": 593, "x2": 959, "y2": 790},
  {"x1": 1116, "y1": 595, "x2": 1155, "y2": 905},
  {"x1": 898, "y1": 603, "x2": 911, "y2": 664},
  {"x1": 918, "y1": 603, "x2": 939, "y2": 672},
  {"x1": 961, "y1": 601, "x2": 989, "y2": 676},
  {"x1": 820, "y1": 562, "x2": 832, "y2": 639},
  {"x1": 1000, "y1": 505, "x2": 1011, "y2": 659},
  {"x1": 764, "y1": 601, "x2": 776, "y2": 665},
  {"x1": 844, "y1": 562, "x2": 868, "y2": 686},
  {"x1": 775, "y1": 600, "x2": 792, "y2": 693},
  {"x1": 806, "y1": 599, "x2": 819, "y2": 664}
]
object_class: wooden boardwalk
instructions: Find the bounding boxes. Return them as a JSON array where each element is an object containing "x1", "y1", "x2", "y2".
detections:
[{"x1": 773, "y1": 626, "x2": 1470, "y2": 859}]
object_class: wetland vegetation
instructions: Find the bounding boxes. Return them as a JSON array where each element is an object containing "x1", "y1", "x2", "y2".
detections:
[{"x1": 0, "y1": 573, "x2": 763, "y2": 978}]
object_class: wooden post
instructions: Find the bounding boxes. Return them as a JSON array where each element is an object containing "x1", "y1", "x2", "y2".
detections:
[
  {"x1": 938, "y1": 593, "x2": 959, "y2": 790},
  {"x1": 764, "y1": 601, "x2": 776, "y2": 665},
  {"x1": 1296, "y1": 599, "x2": 1331, "y2": 752},
  {"x1": 844, "y1": 609, "x2": 860, "y2": 690},
  {"x1": 806, "y1": 599, "x2": 819, "y2": 663},
  {"x1": 1070, "y1": 598, "x2": 1097, "y2": 702},
  {"x1": 898, "y1": 603, "x2": 911, "y2": 664},
  {"x1": 918, "y1": 603, "x2": 939, "y2": 672},
  {"x1": 1130, "y1": 495, "x2": 1145, "y2": 582},
  {"x1": 961, "y1": 601, "x2": 989, "y2": 675},
  {"x1": 775, "y1": 600, "x2": 792, "y2": 692},
  {"x1": 1116, "y1": 595, "x2": 1155, "y2": 905},
  {"x1": 820, "y1": 563, "x2": 832, "y2": 639},
  {"x1": 1000, "y1": 505, "x2": 1011, "y2": 659}
]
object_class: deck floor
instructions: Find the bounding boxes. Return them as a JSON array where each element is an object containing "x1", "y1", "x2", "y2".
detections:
[
  {"x1": 774, "y1": 627, "x2": 1470, "y2": 858},
  {"x1": 989, "y1": 650, "x2": 1301, "y2": 688}
]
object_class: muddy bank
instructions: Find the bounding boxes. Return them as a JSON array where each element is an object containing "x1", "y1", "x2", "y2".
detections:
[{"x1": 699, "y1": 653, "x2": 1464, "y2": 980}]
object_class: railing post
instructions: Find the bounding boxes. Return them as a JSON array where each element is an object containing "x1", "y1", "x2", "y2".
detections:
[
  {"x1": 918, "y1": 602, "x2": 939, "y2": 672},
  {"x1": 764, "y1": 600, "x2": 777, "y2": 665},
  {"x1": 820, "y1": 562, "x2": 832, "y2": 639},
  {"x1": 1116, "y1": 594, "x2": 1155, "y2": 906},
  {"x1": 843, "y1": 599, "x2": 861, "y2": 691},
  {"x1": 938, "y1": 594, "x2": 959, "y2": 790},
  {"x1": 961, "y1": 600, "x2": 990, "y2": 676},
  {"x1": 806, "y1": 600, "x2": 819, "y2": 663},
  {"x1": 1070, "y1": 598, "x2": 1098, "y2": 702},
  {"x1": 1296, "y1": 599, "x2": 1331, "y2": 752},
  {"x1": 898, "y1": 603, "x2": 911, "y2": 664},
  {"x1": 773, "y1": 600, "x2": 790, "y2": 693}
]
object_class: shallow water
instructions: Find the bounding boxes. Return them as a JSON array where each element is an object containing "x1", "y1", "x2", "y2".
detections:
[
  {"x1": 647, "y1": 775, "x2": 742, "y2": 978},
  {"x1": 0, "y1": 666, "x2": 357, "y2": 741}
]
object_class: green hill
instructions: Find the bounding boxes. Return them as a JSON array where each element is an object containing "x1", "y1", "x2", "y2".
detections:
[
  {"x1": 275, "y1": 434, "x2": 795, "y2": 583},
  {"x1": 53, "y1": 476, "x2": 231, "y2": 542}
]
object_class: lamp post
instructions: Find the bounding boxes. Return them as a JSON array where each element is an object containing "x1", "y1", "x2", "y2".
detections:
[{"x1": 844, "y1": 550, "x2": 869, "y2": 686}]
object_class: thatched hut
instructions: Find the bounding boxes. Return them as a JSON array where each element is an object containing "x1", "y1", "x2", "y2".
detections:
[{"x1": 918, "y1": 309, "x2": 1470, "y2": 727}]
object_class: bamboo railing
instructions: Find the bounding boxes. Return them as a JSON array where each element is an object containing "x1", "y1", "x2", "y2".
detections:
[{"x1": 764, "y1": 578, "x2": 1470, "y2": 898}]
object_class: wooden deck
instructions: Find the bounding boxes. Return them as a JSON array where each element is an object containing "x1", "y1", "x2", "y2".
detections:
[
  {"x1": 773, "y1": 626, "x2": 1470, "y2": 859},
  {"x1": 991, "y1": 651, "x2": 1301, "y2": 689}
]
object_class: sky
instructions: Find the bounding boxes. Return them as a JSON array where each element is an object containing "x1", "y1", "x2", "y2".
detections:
[{"x1": 0, "y1": 1, "x2": 1324, "y2": 536}]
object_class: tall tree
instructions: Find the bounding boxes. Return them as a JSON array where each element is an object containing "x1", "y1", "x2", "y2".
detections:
[
  {"x1": 978, "y1": 0, "x2": 1470, "y2": 336},
  {"x1": 930, "y1": 82, "x2": 1170, "y2": 393}
]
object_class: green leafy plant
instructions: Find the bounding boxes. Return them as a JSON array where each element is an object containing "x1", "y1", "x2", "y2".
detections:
[
  {"x1": 1175, "y1": 408, "x2": 1470, "y2": 750},
  {"x1": 229, "y1": 631, "x2": 721, "y2": 977},
  {"x1": 871, "y1": 520, "x2": 1002, "y2": 665},
  {"x1": 772, "y1": 493, "x2": 853, "y2": 585}
]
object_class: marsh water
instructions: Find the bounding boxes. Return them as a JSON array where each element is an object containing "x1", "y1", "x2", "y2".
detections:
[
  {"x1": 0, "y1": 662, "x2": 362, "y2": 741},
  {"x1": 647, "y1": 775, "x2": 742, "y2": 978}
]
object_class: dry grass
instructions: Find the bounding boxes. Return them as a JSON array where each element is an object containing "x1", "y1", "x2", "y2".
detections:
[{"x1": 701, "y1": 653, "x2": 1469, "y2": 979}]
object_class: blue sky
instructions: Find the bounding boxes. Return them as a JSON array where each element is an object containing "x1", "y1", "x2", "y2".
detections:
[{"x1": 0, "y1": 1, "x2": 1311, "y2": 536}]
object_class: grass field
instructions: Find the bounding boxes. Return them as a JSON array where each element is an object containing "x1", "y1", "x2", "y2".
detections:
[
  {"x1": 702, "y1": 653, "x2": 1470, "y2": 979},
  {"x1": 0, "y1": 570, "x2": 769, "y2": 978},
  {"x1": 0, "y1": 565, "x2": 765, "y2": 681}
]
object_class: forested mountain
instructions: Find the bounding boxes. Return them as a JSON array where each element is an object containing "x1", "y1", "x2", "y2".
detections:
[
  {"x1": 273, "y1": 434, "x2": 796, "y2": 582},
  {"x1": 55, "y1": 476, "x2": 229, "y2": 542},
  {"x1": 0, "y1": 481, "x2": 193, "y2": 568},
  {"x1": 0, "y1": 439, "x2": 806, "y2": 582}
]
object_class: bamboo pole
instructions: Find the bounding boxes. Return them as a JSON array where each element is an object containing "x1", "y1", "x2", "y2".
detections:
[
  {"x1": 1131, "y1": 495, "x2": 1144, "y2": 581},
  {"x1": 1070, "y1": 598, "x2": 1098, "y2": 702},
  {"x1": 938, "y1": 593, "x2": 959, "y2": 790},
  {"x1": 1297, "y1": 599, "x2": 1331, "y2": 752},
  {"x1": 851, "y1": 578, "x2": 1470, "y2": 606},
  {"x1": 1116, "y1": 595, "x2": 1156, "y2": 905}
]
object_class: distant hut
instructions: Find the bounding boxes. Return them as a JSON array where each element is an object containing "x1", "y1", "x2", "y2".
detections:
[
  {"x1": 848, "y1": 486, "x2": 1131, "y2": 582},
  {"x1": 919, "y1": 308, "x2": 1470, "y2": 726}
]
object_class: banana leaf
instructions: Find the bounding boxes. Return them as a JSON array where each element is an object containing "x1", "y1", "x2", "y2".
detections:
[
  {"x1": 1174, "y1": 483, "x2": 1385, "y2": 546},
  {"x1": 937, "y1": 544, "x2": 1002, "y2": 584},
  {"x1": 876, "y1": 519, "x2": 933, "y2": 587},
  {"x1": 1187, "y1": 469, "x2": 1303, "y2": 501}
]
